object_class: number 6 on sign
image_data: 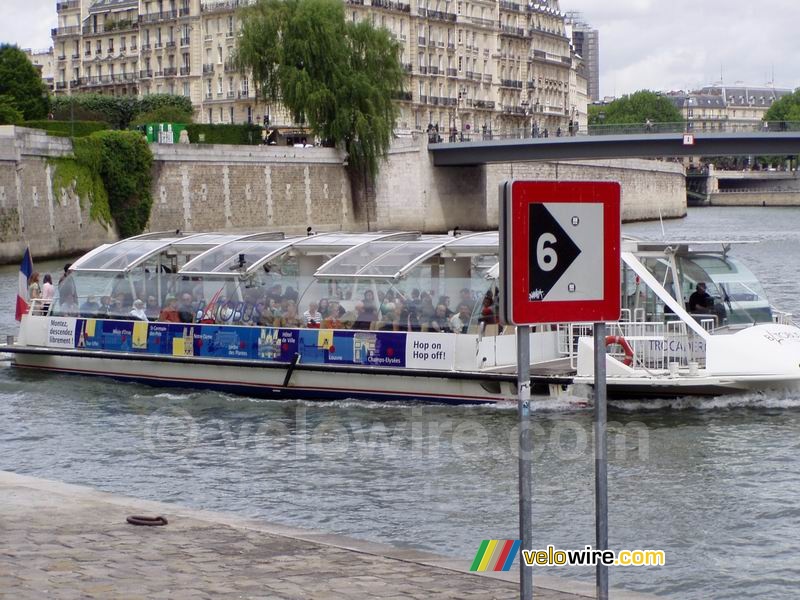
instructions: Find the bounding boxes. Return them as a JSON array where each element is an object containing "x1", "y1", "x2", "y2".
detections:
[
  {"x1": 499, "y1": 180, "x2": 621, "y2": 325},
  {"x1": 536, "y1": 233, "x2": 558, "y2": 272}
]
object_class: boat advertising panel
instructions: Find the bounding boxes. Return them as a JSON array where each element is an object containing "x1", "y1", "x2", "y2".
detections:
[{"x1": 53, "y1": 318, "x2": 458, "y2": 370}]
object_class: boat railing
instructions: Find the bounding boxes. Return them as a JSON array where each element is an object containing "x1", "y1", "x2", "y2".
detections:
[
  {"x1": 772, "y1": 309, "x2": 795, "y2": 326},
  {"x1": 27, "y1": 299, "x2": 53, "y2": 317},
  {"x1": 559, "y1": 319, "x2": 707, "y2": 372}
]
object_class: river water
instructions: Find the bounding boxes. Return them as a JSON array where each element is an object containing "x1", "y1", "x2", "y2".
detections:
[{"x1": 2, "y1": 207, "x2": 800, "y2": 598}]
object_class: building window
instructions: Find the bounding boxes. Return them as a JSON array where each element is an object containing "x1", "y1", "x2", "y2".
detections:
[
  {"x1": 96, "y1": 40, "x2": 102, "y2": 53},
  {"x1": 217, "y1": 77, "x2": 222, "y2": 94},
  {"x1": 208, "y1": 108, "x2": 212, "y2": 123},
  {"x1": 183, "y1": 82, "x2": 190, "y2": 97},
  {"x1": 229, "y1": 106, "x2": 234, "y2": 123},
  {"x1": 241, "y1": 78, "x2": 249, "y2": 96},
  {"x1": 458, "y1": 56, "x2": 462, "y2": 71}
]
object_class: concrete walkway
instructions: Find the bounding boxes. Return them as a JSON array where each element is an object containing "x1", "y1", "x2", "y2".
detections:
[{"x1": 0, "y1": 471, "x2": 656, "y2": 599}]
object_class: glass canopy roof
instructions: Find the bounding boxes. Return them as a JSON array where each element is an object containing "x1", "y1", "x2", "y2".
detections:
[{"x1": 69, "y1": 231, "x2": 502, "y2": 278}]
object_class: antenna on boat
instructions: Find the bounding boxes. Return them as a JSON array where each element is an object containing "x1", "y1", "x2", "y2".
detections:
[{"x1": 658, "y1": 208, "x2": 666, "y2": 239}]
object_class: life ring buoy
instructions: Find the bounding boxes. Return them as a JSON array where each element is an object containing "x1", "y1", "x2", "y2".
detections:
[{"x1": 605, "y1": 335, "x2": 634, "y2": 366}]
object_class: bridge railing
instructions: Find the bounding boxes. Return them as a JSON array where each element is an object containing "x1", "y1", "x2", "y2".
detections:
[{"x1": 427, "y1": 121, "x2": 800, "y2": 144}]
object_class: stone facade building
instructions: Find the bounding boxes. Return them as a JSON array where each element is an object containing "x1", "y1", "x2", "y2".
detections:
[
  {"x1": 51, "y1": 0, "x2": 586, "y2": 136},
  {"x1": 669, "y1": 85, "x2": 792, "y2": 131}
]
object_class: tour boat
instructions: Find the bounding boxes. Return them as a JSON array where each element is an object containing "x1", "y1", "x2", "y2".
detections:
[{"x1": 5, "y1": 230, "x2": 800, "y2": 404}]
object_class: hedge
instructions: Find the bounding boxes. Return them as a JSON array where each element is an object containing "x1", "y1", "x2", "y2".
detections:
[
  {"x1": 51, "y1": 94, "x2": 193, "y2": 129},
  {"x1": 185, "y1": 123, "x2": 263, "y2": 145},
  {"x1": 24, "y1": 120, "x2": 109, "y2": 137}
]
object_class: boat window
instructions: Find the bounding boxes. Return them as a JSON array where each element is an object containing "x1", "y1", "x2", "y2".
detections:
[
  {"x1": 627, "y1": 258, "x2": 673, "y2": 322},
  {"x1": 75, "y1": 239, "x2": 176, "y2": 271},
  {"x1": 684, "y1": 255, "x2": 772, "y2": 324},
  {"x1": 181, "y1": 240, "x2": 290, "y2": 273}
]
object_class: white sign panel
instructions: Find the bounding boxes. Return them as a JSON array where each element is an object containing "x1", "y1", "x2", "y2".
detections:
[
  {"x1": 529, "y1": 202, "x2": 604, "y2": 302},
  {"x1": 47, "y1": 317, "x2": 77, "y2": 348},
  {"x1": 405, "y1": 333, "x2": 456, "y2": 370}
]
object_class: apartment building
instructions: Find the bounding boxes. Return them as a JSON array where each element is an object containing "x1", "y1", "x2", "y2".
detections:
[
  {"x1": 24, "y1": 48, "x2": 57, "y2": 93},
  {"x1": 564, "y1": 11, "x2": 598, "y2": 103},
  {"x1": 669, "y1": 85, "x2": 792, "y2": 131},
  {"x1": 52, "y1": 0, "x2": 582, "y2": 135}
]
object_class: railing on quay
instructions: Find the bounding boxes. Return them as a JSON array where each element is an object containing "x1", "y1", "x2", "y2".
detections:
[{"x1": 428, "y1": 121, "x2": 800, "y2": 144}]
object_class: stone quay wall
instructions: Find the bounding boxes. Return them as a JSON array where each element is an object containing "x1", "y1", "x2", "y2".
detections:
[
  {"x1": 0, "y1": 126, "x2": 117, "y2": 263},
  {"x1": 710, "y1": 191, "x2": 800, "y2": 206},
  {"x1": 0, "y1": 127, "x2": 686, "y2": 264}
]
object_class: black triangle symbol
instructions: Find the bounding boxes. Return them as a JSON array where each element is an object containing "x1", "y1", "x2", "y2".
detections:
[{"x1": 528, "y1": 204, "x2": 581, "y2": 301}]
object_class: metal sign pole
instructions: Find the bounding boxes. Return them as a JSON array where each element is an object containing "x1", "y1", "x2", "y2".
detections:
[
  {"x1": 517, "y1": 325, "x2": 533, "y2": 600},
  {"x1": 593, "y1": 322, "x2": 609, "y2": 600}
]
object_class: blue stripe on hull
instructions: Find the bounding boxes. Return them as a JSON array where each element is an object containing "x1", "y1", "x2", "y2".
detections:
[{"x1": 13, "y1": 364, "x2": 496, "y2": 406}]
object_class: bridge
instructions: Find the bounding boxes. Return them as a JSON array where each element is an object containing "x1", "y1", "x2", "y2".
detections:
[{"x1": 427, "y1": 121, "x2": 800, "y2": 166}]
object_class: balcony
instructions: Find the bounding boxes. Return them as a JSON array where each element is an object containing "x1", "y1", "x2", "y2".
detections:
[
  {"x1": 180, "y1": 37, "x2": 191, "y2": 46},
  {"x1": 473, "y1": 99, "x2": 495, "y2": 109},
  {"x1": 237, "y1": 90, "x2": 251, "y2": 99},
  {"x1": 56, "y1": 0, "x2": 80, "y2": 10},
  {"x1": 205, "y1": 92, "x2": 213, "y2": 100},
  {"x1": 71, "y1": 53, "x2": 79, "y2": 60},
  {"x1": 224, "y1": 60, "x2": 237, "y2": 73},
  {"x1": 201, "y1": 0, "x2": 251, "y2": 12},
  {"x1": 154, "y1": 42, "x2": 163, "y2": 49},
  {"x1": 166, "y1": 40, "x2": 177, "y2": 49},
  {"x1": 470, "y1": 16, "x2": 494, "y2": 28},
  {"x1": 180, "y1": 66, "x2": 191, "y2": 76},
  {"x1": 51, "y1": 26, "x2": 80, "y2": 37},
  {"x1": 131, "y1": 44, "x2": 138, "y2": 51},
  {"x1": 58, "y1": 54, "x2": 67, "y2": 61},
  {"x1": 141, "y1": 44, "x2": 152, "y2": 52},
  {"x1": 154, "y1": 70, "x2": 164, "y2": 77},
  {"x1": 419, "y1": 95, "x2": 427, "y2": 104},
  {"x1": 69, "y1": 79, "x2": 79, "y2": 87},
  {"x1": 402, "y1": 63, "x2": 412, "y2": 73},
  {"x1": 371, "y1": 0, "x2": 411, "y2": 12},
  {"x1": 203, "y1": 63, "x2": 215, "y2": 74},
  {"x1": 428, "y1": 66, "x2": 439, "y2": 75},
  {"x1": 427, "y1": 39, "x2": 437, "y2": 48},
  {"x1": 417, "y1": 36, "x2": 426, "y2": 46},
  {"x1": 446, "y1": 67, "x2": 457, "y2": 77},
  {"x1": 500, "y1": 79, "x2": 523, "y2": 89},
  {"x1": 56, "y1": 81, "x2": 68, "y2": 90},
  {"x1": 139, "y1": 11, "x2": 178, "y2": 24},
  {"x1": 418, "y1": 65, "x2": 427, "y2": 74},
  {"x1": 140, "y1": 70, "x2": 153, "y2": 78},
  {"x1": 179, "y1": 7, "x2": 191, "y2": 16},
  {"x1": 500, "y1": 25, "x2": 526, "y2": 38},
  {"x1": 84, "y1": 50, "x2": 91, "y2": 57},
  {"x1": 163, "y1": 67, "x2": 178, "y2": 76},
  {"x1": 499, "y1": 0, "x2": 521, "y2": 11},
  {"x1": 447, "y1": 42, "x2": 455, "y2": 50},
  {"x1": 393, "y1": 90, "x2": 412, "y2": 101},
  {"x1": 417, "y1": 7, "x2": 456, "y2": 21},
  {"x1": 483, "y1": 74, "x2": 492, "y2": 83},
  {"x1": 226, "y1": 91, "x2": 235, "y2": 98}
]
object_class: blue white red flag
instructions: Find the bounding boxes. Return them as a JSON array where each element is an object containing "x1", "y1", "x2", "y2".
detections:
[{"x1": 15, "y1": 247, "x2": 33, "y2": 321}]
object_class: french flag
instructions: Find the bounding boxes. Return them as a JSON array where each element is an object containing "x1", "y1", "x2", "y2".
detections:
[{"x1": 15, "y1": 248, "x2": 33, "y2": 321}]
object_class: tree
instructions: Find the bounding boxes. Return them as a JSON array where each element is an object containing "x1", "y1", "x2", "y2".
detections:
[
  {"x1": 0, "y1": 44, "x2": 49, "y2": 120},
  {"x1": 236, "y1": 0, "x2": 405, "y2": 179},
  {"x1": 764, "y1": 89, "x2": 800, "y2": 123},
  {"x1": 589, "y1": 90, "x2": 682, "y2": 126},
  {"x1": 0, "y1": 94, "x2": 23, "y2": 125}
]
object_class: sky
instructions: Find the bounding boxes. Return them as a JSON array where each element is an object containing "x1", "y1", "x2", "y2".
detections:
[{"x1": 1, "y1": 0, "x2": 798, "y2": 98}]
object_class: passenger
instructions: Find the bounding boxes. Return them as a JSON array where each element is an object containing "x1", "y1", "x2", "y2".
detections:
[
  {"x1": 347, "y1": 301, "x2": 372, "y2": 330},
  {"x1": 59, "y1": 293, "x2": 79, "y2": 316},
  {"x1": 458, "y1": 288, "x2": 475, "y2": 313},
  {"x1": 159, "y1": 295, "x2": 180, "y2": 322},
  {"x1": 362, "y1": 290, "x2": 379, "y2": 323},
  {"x1": 278, "y1": 301, "x2": 302, "y2": 328},
  {"x1": 322, "y1": 301, "x2": 344, "y2": 329},
  {"x1": 429, "y1": 304, "x2": 453, "y2": 333},
  {"x1": 318, "y1": 297, "x2": 330, "y2": 320},
  {"x1": 377, "y1": 302, "x2": 398, "y2": 331},
  {"x1": 177, "y1": 292, "x2": 195, "y2": 323},
  {"x1": 41, "y1": 274, "x2": 56, "y2": 301},
  {"x1": 129, "y1": 299, "x2": 149, "y2": 321},
  {"x1": 303, "y1": 301, "x2": 322, "y2": 327},
  {"x1": 283, "y1": 286, "x2": 299, "y2": 304},
  {"x1": 257, "y1": 298, "x2": 278, "y2": 327},
  {"x1": 28, "y1": 272, "x2": 41, "y2": 299},
  {"x1": 688, "y1": 282, "x2": 713, "y2": 313},
  {"x1": 79, "y1": 295, "x2": 100, "y2": 317},
  {"x1": 437, "y1": 295, "x2": 453, "y2": 318},
  {"x1": 449, "y1": 302, "x2": 472, "y2": 334},
  {"x1": 58, "y1": 264, "x2": 76, "y2": 303},
  {"x1": 478, "y1": 293, "x2": 498, "y2": 326},
  {"x1": 145, "y1": 295, "x2": 160, "y2": 320},
  {"x1": 98, "y1": 295, "x2": 113, "y2": 317},
  {"x1": 109, "y1": 293, "x2": 127, "y2": 318},
  {"x1": 419, "y1": 292, "x2": 435, "y2": 327}
]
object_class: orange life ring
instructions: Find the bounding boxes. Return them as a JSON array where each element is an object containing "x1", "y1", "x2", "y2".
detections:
[{"x1": 605, "y1": 335, "x2": 634, "y2": 366}]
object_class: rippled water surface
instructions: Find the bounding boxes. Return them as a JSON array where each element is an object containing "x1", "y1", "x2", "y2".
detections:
[{"x1": 3, "y1": 207, "x2": 800, "y2": 598}]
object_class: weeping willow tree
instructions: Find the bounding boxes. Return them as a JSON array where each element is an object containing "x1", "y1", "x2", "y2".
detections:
[{"x1": 236, "y1": 0, "x2": 405, "y2": 186}]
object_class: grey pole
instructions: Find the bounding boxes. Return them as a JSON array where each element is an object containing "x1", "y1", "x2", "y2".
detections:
[
  {"x1": 516, "y1": 325, "x2": 533, "y2": 599},
  {"x1": 593, "y1": 322, "x2": 609, "y2": 600}
]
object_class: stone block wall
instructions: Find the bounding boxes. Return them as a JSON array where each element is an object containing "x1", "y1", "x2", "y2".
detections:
[
  {"x1": 150, "y1": 144, "x2": 358, "y2": 235},
  {"x1": 0, "y1": 126, "x2": 116, "y2": 264}
]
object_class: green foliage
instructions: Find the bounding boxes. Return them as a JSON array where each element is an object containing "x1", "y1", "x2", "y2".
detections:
[
  {"x1": 588, "y1": 91, "x2": 683, "y2": 125},
  {"x1": 0, "y1": 94, "x2": 24, "y2": 125},
  {"x1": 93, "y1": 131, "x2": 153, "y2": 237},
  {"x1": 24, "y1": 120, "x2": 109, "y2": 137},
  {"x1": 764, "y1": 89, "x2": 800, "y2": 122},
  {"x1": 185, "y1": 123, "x2": 263, "y2": 145},
  {"x1": 49, "y1": 131, "x2": 153, "y2": 236},
  {"x1": 0, "y1": 44, "x2": 50, "y2": 120},
  {"x1": 50, "y1": 94, "x2": 194, "y2": 129},
  {"x1": 131, "y1": 106, "x2": 193, "y2": 126},
  {"x1": 236, "y1": 0, "x2": 405, "y2": 177}
]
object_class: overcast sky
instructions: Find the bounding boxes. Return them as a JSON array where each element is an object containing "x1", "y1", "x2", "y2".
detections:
[{"x1": 2, "y1": 0, "x2": 798, "y2": 98}]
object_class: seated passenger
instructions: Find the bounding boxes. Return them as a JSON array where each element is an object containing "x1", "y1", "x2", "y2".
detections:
[
  {"x1": 98, "y1": 295, "x2": 113, "y2": 317},
  {"x1": 478, "y1": 293, "x2": 498, "y2": 326},
  {"x1": 159, "y1": 295, "x2": 181, "y2": 322},
  {"x1": 429, "y1": 304, "x2": 453, "y2": 333},
  {"x1": 145, "y1": 295, "x2": 160, "y2": 321},
  {"x1": 377, "y1": 302, "x2": 399, "y2": 331},
  {"x1": 279, "y1": 302, "x2": 302, "y2": 328},
  {"x1": 449, "y1": 302, "x2": 472, "y2": 334},
  {"x1": 129, "y1": 299, "x2": 149, "y2": 321},
  {"x1": 303, "y1": 301, "x2": 322, "y2": 328},
  {"x1": 177, "y1": 292, "x2": 195, "y2": 323},
  {"x1": 79, "y1": 295, "x2": 100, "y2": 317},
  {"x1": 688, "y1": 282, "x2": 712, "y2": 313},
  {"x1": 322, "y1": 302, "x2": 344, "y2": 329},
  {"x1": 437, "y1": 295, "x2": 453, "y2": 318},
  {"x1": 109, "y1": 293, "x2": 127, "y2": 318},
  {"x1": 318, "y1": 298, "x2": 330, "y2": 320},
  {"x1": 458, "y1": 287, "x2": 475, "y2": 313}
]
